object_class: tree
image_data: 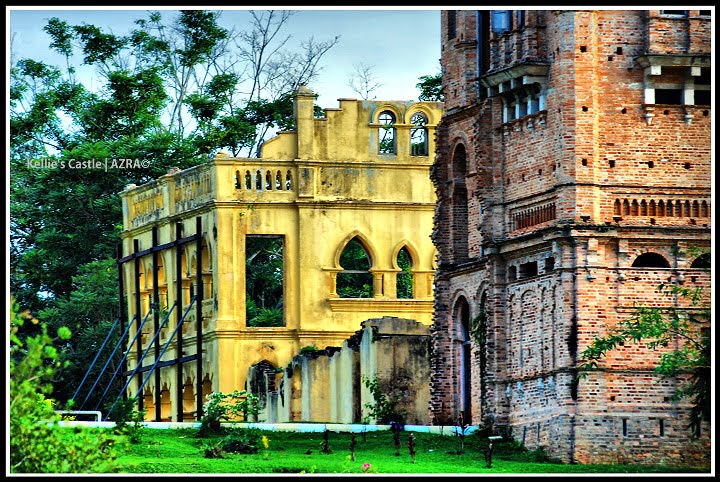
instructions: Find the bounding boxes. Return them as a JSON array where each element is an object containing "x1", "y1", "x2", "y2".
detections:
[
  {"x1": 10, "y1": 9, "x2": 339, "y2": 408},
  {"x1": 346, "y1": 61, "x2": 384, "y2": 100},
  {"x1": 579, "y1": 249, "x2": 711, "y2": 428},
  {"x1": 417, "y1": 71, "x2": 444, "y2": 102}
]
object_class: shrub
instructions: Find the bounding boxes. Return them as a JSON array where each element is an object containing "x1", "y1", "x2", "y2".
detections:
[
  {"x1": 221, "y1": 428, "x2": 264, "y2": 454},
  {"x1": 10, "y1": 299, "x2": 122, "y2": 473},
  {"x1": 361, "y1": 376, "x2": 407, "y2": 425}
]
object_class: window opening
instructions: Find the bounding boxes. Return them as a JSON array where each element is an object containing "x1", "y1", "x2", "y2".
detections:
[
  {"x1": 275, "y1": 171, "x2": 282, "y2": 190},
  {"x1": 447, "y1": 11, "x2": 457, "y2": 39},
  {"x1": 245, "y1": 171, "x2": 252, "y2": 190},
  {"x1": 378, "y1": 111, "x2": 396, "y2": 155},
  {"x1": 410, "y1": 113, "x2": 429, "y2": 156},
  {"x1": 337, "y1": 238, "x2": 373, "y2": 298},
  {"x1": 690, "y1": 253, "x2": 710, "y2": 269},
  {"x1": 519, "y1": 261, "x2": 538, "y2": 278},
  {"x1": 455, "y1": 296, "x2": 472, "y2": 423},
  {"x1": 245, "y1": 235, "x2": 285, "y2": 327},
  {"x1": 631, "y1": 252, "x2": 670, "y2": 268},
  {"x1": 396, "y1": 247, "x2": 413, "y2": 299}
]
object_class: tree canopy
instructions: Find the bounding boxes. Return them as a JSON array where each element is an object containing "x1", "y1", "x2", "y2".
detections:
[{"x1": 10, "y1": 9, "x2": 339, "y2": 409}]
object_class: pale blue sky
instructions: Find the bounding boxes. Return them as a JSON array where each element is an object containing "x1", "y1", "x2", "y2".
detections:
[{"x1": 8, "y1": 7, "x2": 442, "y2": 108}]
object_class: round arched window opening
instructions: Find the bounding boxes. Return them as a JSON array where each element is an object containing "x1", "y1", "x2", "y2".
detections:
[
  {"x1": 410, "y1": 113, "x2": 428, "y2": 156},
  {"x1": 690, "y1": 253, "x2": 711, "y2": 269},
  {"x1": 378, "y1": 111, "x2": 396, "y2": 155},
  {"x1": 631, "y1": 252, "x2": 670, "y2": 268}
]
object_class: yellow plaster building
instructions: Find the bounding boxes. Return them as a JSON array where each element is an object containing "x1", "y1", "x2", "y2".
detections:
[{"x1": 118, "y1": 87, "x2": 443, "y2": 421}]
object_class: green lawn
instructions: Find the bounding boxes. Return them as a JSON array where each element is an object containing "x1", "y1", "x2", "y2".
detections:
[{"x1": 113, "y1": 427, "x2": 710, "y2": 474}]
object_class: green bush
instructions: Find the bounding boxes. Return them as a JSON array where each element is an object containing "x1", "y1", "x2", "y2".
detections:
[
  {"x1": 221, "y1": 428, "x2": 264, "y2": 454},
  {"x1": 10, "y1": 299, "x2": 122, "y2": 473}
]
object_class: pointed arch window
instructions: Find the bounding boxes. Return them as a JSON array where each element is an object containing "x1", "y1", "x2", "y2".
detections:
[
  {"x1": 337, "y1": 238, "x2": 373, "y2": 298},
  {"x1": 378, "y1": 111, "x2": 396, "y2": 155},
  {"x1": 396, "y1": 246, "x2": 413, "y2": 299},
  {"x1": 410, "y1": 112, "x2": 429, "y2": 156}
]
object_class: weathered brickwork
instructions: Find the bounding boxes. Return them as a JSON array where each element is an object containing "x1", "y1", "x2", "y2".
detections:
[{"x1": 431, "y1": 10, "x2": 711, "y2": 467}]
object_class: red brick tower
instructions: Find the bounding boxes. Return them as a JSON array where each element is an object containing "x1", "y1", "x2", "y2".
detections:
[{"x1": 430, "y1": 10, "x2": 711, "y2": 465}]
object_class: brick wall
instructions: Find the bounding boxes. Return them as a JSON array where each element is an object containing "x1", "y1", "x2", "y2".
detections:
[{"x1": 431, "y1": 9, "x2": 711, "y2": 467}]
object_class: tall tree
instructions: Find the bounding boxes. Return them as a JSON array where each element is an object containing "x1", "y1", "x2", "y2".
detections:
[
  {"x1": 346, "y1": 61, "x2": 384, "y2": 100},
  {"x1": 10, "y1": 9, "x2": 340, "y2": 408}
]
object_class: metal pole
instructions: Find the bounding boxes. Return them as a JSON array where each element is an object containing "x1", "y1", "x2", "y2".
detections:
[
  {"x1": 152, "y1": 226, "x2": 161, "y2": 421},
  {"x1": 175, "y1": 222, "x2": 185, "y2": 422},
  {"x1": 133, "y1": 239, "x2": 144, "y2": 414},
  {"x1": 117, "y1": 242, "x2": 127, "y2": 401},
  {"x1": 195, "y1": 216, "x2": 204, "y2": 420}
]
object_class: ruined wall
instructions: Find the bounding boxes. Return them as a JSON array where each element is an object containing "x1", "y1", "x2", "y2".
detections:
[
  {"x1": 265, "y1": 317, "x2": 431, "y2": 425},
  {"x1": 120, "y1": 89, "x2": 442, "y2": 422},
  {"x1": 432, "y1": 9, "x2": 711, "y2": 467}
]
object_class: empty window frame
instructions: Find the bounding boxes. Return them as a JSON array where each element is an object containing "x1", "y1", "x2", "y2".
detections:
[
  {"x1": 447, "y1": 11, "x2": 457, "y2": 39},
  {"x1": 337, "y1": 238, "x2": 374, "y2": 298},
  {"x1": 396, "y1": 246, "x2": 413, "y2": 299},
  {"x1": 378, "y1": 111, "x2": 396, "y2": 155},
  {"x1": 245, "y1": 235, "x2": 285, "y2": 327},
  {"x1": 631, "y1": 252, "x2": 670, "y2": 268},
  {"x1": 410, "y1": 112, "x2": 429, "y2": 156}
]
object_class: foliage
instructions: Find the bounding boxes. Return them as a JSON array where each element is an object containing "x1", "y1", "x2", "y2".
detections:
[
  {"x1": 417, "y1": 72, "x2": 444, "y2": 102},
  {"x1": 222, "y1": 428, "x2": 265, "y2": 454},
  {"x1": 199, "y1": 390, "x2": 264, "y2": 435},
  {"x1": 337, "y1": 238, "x2": 374, "y2": 298},
  {"x1": 361, "y1": 376, "x2": 407, "y2": 425},
  {"x1": 396, "y1": 247, "x2": 413, "y2": 299},
  {"x1": 299, "y1": 344, "x2": 324, "y2": 357},
  {"x1": 346, "y1": 61, "x2": 384, "y2": 100},
  {"x1": 107, "y1": 397, "x2": 146, "y2": 444},
  {"x1": 245, "y1": 236, "x2": 284, "y2": 327},
  {"x1": 11, "y1": 10, "x2": 339, "y2": 411},
  {"x1": 579, "y1": 251, "x2": 711, "y2": 428},
  {"x1": 9, "y1": 299, "x2": 122, "y2": 473}
]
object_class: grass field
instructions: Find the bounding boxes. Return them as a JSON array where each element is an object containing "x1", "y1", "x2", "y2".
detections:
[{"x1": 112, "y1": 427, "x2": 710, "y2": 475}]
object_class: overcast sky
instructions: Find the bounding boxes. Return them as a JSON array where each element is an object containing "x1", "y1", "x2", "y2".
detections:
[{"x1": 8, "y1": 7, "x2": 442, "y2": 108}]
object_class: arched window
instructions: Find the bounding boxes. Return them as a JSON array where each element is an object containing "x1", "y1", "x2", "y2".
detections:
[
  {"x1": 276, "y1": 171, "x2": 282, "y2": 190},
  {"x1": 410, "y1": 112, "x2": 428, "y2": 156},
  {"x1": 396, "y1": 247, "x2": 413, "y2": 299},
  {"x1": 245, "y1": 171, "x2": 252, "y2": 190},
  {"x1": 452, "y1": 144, "x2": 469, "y2": 262},
  {"x1": 337, "y1": 238, "x2": 373, "y2": 298},
  {"x1": 454, "y1": 296, "x2": 472, "y2": 423},
  {"x1": 378, "y1": 110, "x2": 396, "y2": 155},
  {"x1": 690, "y1": 253, "x2": 711, "y2": 269},
  {"x1": 266, "y1": 171, "x2": 273, "y2": 190},
  {"x1": 255, "y1": 170, "x2": 262, "y2": 190},
  {"x1": 632, "y1": 252, "x2": 670, "y2": 268},
  {"x1": 235, "y1": 170, "x2": 241, "y2": 189},
  {"x1": 285, "y1": 170, "x2": 293, "y2": 190}
]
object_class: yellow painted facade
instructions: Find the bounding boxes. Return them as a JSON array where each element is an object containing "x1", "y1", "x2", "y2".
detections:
[{"x1": 119, "y1": 87, "x2": 443, "y2": 421}]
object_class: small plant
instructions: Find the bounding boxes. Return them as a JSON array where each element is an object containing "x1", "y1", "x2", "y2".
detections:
[
  {"x1": 454, "y1": 412, "x2": 470, "y2": 455},
  {"x1": 198, "y1": 390, "x2": 263, "y2": 436},
  {"x1": 221, "y1": 427, "x2": 264, "y2": 454},
  {"x1": 361, "y1": 375, "x2": 407, "y2": 425},
  {"x1": 203, "y1": 441, "x2": 225, "y2": 459},
  {"x1": 350, "y1": 434, "x2": 357, "y2": 461},
  {"x1": 320, "y1": 429, "x2": 332, "y2": 454},
  {"x1": 391, "y1": 421, "x2": 402, "y2": 456},
  {"x1": 107, "y1": 397, "x2": 146, "y2": 444},
  {"x1": 262, "y1": 435, "x2": 270, "y2": 460},
  {"x1": 408, "y1": 433, "x2": 416, "y2": 463},
  {"x1": 299, "y1": 344, "x2": 324, "y2": 357}
]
